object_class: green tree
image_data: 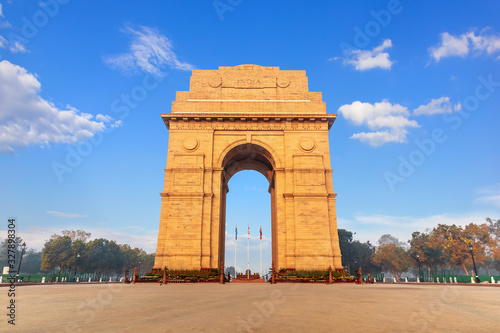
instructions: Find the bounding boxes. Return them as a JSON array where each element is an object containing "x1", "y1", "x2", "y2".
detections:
[
  {"x1": 66, "y1": 239, "x2": 86, "y2": 273},
  {"x1": 430, "y1": 223, "x2": 495, "y2": 275},
  {"x1": 139, "y1": 253, "x2": 155, "y2": 275},
  {"x1": 41, "y1": 235, "x2": 73, "y2": 272},
  {"x1": 85, "y1": 239, "x2": 124, "y2": 276},
  {"x1": 37, "y1": 229, "x2": 155, "y2": 277},
  {"x1": 463, "y1": 222, "x2": 497, "y2": 274},
  {"x1": 486, "y1": 218, "x2": 500, "y2": 240},
  {"x1": 118, "y1": 244, "x2": 155, "y2": 275},
  {"x1": 61, "y1": 229, "x2": 91, "y2": 242},
  {"x1": 338, "y1": 229, "x2": 355, "y2": 271},
  {"x1": 378, "y1": 234, "x2": 407, "y2": 248},
  {"x1": 41, "y1": 230, "x2": 93, "y2": 274},
  {"x1": 337, "y1": 229, "x2": 380, "y2": 274},
  {"x1": 429, "y1": 224, "x2": 469, "y2": 274},
  {"x1": 120, "y1": 244, "x2": 139, "y2": 270},
  {"x1": 486, "y1": 218, "x2": 500, "y2": 271},
  {"x1": 0, "y1": 237, "x2": 23, "y2": 270},
  {"x1": 21, "y1": 250, "x2": 43, "y2": 274},
  {"x1": 352, "y1": 240, "x2": 380, "y2": 273},
  {"x1": 373, "y1": 235, "x2": 410, "y2": 281},
  {"x1": 409, "y1": 231, "x2": 445, "y2": 279}
]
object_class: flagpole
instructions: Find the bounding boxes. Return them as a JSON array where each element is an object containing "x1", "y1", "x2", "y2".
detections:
[
  {"x1": 247, "y1": 225, "x2": 250, "y2": 277},
  {"x1": 260, "y1": 237, "x2": 262, "y2": 277},
  {"x1": 234, "y1": 225, "x2": 237, "y2": 279},
  {"x1": 260, "y1": 226, "x2": 262, "y2": 277}
]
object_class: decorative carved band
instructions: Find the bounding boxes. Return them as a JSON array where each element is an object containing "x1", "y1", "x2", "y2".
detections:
[
  {"x1": 283, "y1": 193, "x2": 335, "y2": 198},
  {"x1": 186, "y1": 99, "x2": 311, "y2": 102},
  {"x1": 168, "y1": 121, "x2": 329, "y2": 131},
  {"x1": 159, "y1": 192, "x2": 213, "y2": 198},
  {"x1": 162, "y1": 113, "x2": 336, "y2": 130}
]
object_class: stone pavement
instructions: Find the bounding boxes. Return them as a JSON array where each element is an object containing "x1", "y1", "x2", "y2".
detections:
[{"x1": 6, "y1": 283, "x2": 500, "y2": 332}]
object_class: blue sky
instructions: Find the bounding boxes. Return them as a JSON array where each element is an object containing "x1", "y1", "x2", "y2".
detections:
[{"x1": 1, "y1": 0, "x2": 499, "y2": 274}]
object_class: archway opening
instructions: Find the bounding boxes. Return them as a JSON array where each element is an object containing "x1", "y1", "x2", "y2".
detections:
[
  {"x1": 224, "y1": 170, "x2": 272, "y2": 278},
  {"x1": 219, "y1": 143, "x2": 277, "y2": 278}
]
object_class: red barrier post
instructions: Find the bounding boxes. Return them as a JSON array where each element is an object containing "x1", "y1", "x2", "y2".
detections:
[
  {"x1": 220, "y1": 261, "x2": 225, "y2": 284},
  {"x1": 132, "y1": 267, "x2": 137, "y2": 284}
]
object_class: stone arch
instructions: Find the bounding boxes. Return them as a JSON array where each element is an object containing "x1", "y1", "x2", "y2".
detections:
[
  {"x1": 217, "y1": 143, "x2": 279, "y2": 268},
  {"x1": 216, "y1": 138, "x2": 282, "y2": 172},
  {"x1": 153, "y1": 65, "x2": 342, "y2": 271}
]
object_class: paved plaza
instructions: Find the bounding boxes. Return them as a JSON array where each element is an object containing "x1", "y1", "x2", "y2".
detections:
[{"x1": 6, "y1": 283, "x2": 500, "y2": 332}]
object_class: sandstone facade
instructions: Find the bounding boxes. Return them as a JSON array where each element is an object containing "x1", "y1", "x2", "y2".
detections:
[{"x1": 154, "y1": 64, "x2": 342, "y2": 270}]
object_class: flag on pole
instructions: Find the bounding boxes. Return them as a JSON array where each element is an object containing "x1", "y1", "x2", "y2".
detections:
[
  {"x1": 235, "y1": 225, "x2": 237, "y2": 240},
  {"x1": 260, "y1": 226, "x2": 262, "y2": 240},
  {"x1": 248, "y1": 225, "x2": 250, "y2": 239}
]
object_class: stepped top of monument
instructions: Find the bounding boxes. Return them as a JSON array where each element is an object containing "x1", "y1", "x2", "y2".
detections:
[{"x1": 169, "y1": 64, "x2": 327, "y2": 115}]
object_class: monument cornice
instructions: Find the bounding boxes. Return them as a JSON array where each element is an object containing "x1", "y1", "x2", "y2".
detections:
[
  {"x1": 161, "y1": 113, "x2": 337, "y2": 130},
  {"x1": 160, "y1": 192, "x2": 214, "y2": 198},
  {"x1": 283, "y1": 193, "x2": 337, "y2": 198}
]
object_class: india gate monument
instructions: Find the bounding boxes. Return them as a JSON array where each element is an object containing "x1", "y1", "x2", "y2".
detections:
[{"x1": 153, "y1": 64, "x2": 342, "y2": 271}]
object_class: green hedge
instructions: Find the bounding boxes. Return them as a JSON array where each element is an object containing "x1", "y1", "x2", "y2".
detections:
[
  {"x1": 274, "y1": 269, "x2": 355, "y2": 282},
  {"x1": 141, "y1": 268, "x2": 220, "y2": 282}
]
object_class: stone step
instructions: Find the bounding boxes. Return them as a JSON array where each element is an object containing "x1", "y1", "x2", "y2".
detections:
[{"x1": 231, "y1": 279, "x2": 266, "y2": 284}]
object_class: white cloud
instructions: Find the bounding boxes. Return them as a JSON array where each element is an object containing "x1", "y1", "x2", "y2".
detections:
[
  {"x1": 0, "y1": 26, "x2": 26, "y2": 52},
  {"x1": 103, "y1": 25, "x2": 194, "y2": 76},
  {"x1": 0, "y1": 20, "x2": 11, "y2": 29},
  {"x1": 343, "y1": 39, "x2": 394, "y2": 71},
  {"x1": 350, "y1": 130, "x2": 408, "y2": 147},
  {"x1": 47, "y1": 211, "x2": 88, "y2": 218},
  {"x1": 429, "y1": 29, "x2": 500, "y2": 62},
  {"x1": 0, "y1": 4, "x2": 13, "y2": 34},
  {"x1": 338, "y1": 212, "x2": 496, "y2": 245},
  {"x1": 110, "y1": 120, "x2": 122, "y2": 128},
  {"x1": 429, "y1": 32, "x2": 469, "y2": 62},
  {"x1": 0, "y1": 60, "x2": 116, "y2": 153},
  {"x1": 338, "y1": 100, "x2": 419, "y2": 147},
  {"x1": 475, "y1": 184, "x2": 500, "y2": 208},
  {"x1": 96, "y1": 114, "x2": 113, "y2": 122},
  {"x1": 9, "y1": 41, "x2": 27, "y2": 53},
  {"x1": 466, "y1": 31, "x2": 500, "y2": 55},
  {"x1": 244, "y1": 186, "x2": 265, "y2": 192},
  {"x1": 413, "y1": 96, "x2": 454, "y2": 116}
]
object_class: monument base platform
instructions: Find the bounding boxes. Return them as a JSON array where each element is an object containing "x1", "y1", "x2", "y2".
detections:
[
  {"x1": 236, "y1": 273, "x2": 260, "y2": 280},
  {"x1": 231, "y1": 278, "x2": 266, "y2": 284}
]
